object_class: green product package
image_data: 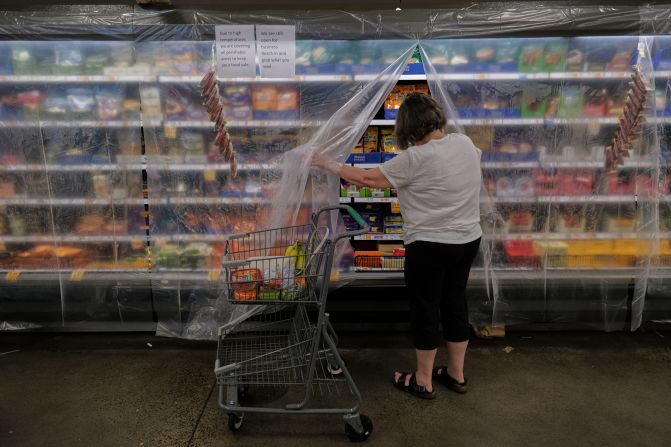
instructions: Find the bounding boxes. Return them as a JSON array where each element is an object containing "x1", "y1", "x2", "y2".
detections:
[
  {"x1": 259, "y1": 287, "x2": 281, "y2": 301},
  {"x1": 518, "y1": 44, "x2": 545, "y2": 72},
  {"x1": 542, "y1": 42, "x2": 567, "y2": 72},
  {"x1": 282, "y1": 285, "x2": 305, "y2": 301}
]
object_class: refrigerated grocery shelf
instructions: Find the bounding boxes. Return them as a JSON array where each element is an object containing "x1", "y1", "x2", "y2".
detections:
[
  {"x1": 148, "y1": 163, "x2": 278, "y2": 171},
  {"x1": 369, "y1": 118, "x2": 623, "y2": 126},
  {"x1": 492, "y1": 195, "x2": 643, "y2": 204},
  {"x1": 491, "y1": 232, "x2": 671, "y2": 241},
  {"x1": 0, "y1": 198, "x2": 160, "y2": 206},
  {"x1": 352, "y1": 232, "x2": 671, "y2": 242},
  {"x1": 0, "y1": 164, "x2": 129, "y2": 172},
  {"x1": 1, "y1": 235, "x2": 147, "y2": 243},
  {"x1": 342, "y1": 194, "x2": 660, "y2": 206},
  {"x1": 158, "y1": 120, "x2": 323, "y2": 128},
  {"x1": 0, "y1": 71, "x2": 648, "y2": 85},
  {"x1": 0, "y1": 120, "x2": 142, "y2": 128},
  {"x1": 349, "y1": 197, "x2": 398, "y2": 203},
  {"x1": 159, "y1": 74, "x2": 354, "y2": 83},
  {"x1": 353, "y1": 234, "x2": 402, "y2": 241},
  {"x1": 339, "y1": 267, "x2": 671, "y2": 286},
  {"x1": 352, "y1": 160, "x2": 661, "y2": 170},
  {"x1": 0, "y1": 75, "x2": 155, "y2": 83},
  {"x1": 166, "y1": 196, "x2": 268, "y2": 205},
  {"x1": 0, "y1": 269, "x2": 151, "y2": 284},
  {"x1": 0, "y1": 162, "x2": 282, "y2": 173},
  {"x1": 1, "y1": 159, "x2": 659, "y2": 174}
]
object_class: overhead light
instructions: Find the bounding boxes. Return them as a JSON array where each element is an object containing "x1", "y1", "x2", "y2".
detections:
[{"x1": 396, "y1": 0, "x2": 402, "y2": 11}]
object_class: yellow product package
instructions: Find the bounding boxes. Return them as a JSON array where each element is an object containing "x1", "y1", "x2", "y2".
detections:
[
  {"x1": 363, "y1": 127, "x2": 378, "y2": 153},
  {"x1": 380, "y1": 128, "x2": 398, "y2": 153}
]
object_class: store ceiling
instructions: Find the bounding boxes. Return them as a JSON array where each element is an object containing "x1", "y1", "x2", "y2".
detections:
[{"x1": 0, "y1": 0, "x2": 649, "y2": 10}]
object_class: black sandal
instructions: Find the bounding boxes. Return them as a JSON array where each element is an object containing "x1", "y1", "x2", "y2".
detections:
[
  {"x1": 433, "y1": 366, "x2": 468, "y2": 394},
  {"x1": 392, "y1": 372, "x2": 436, "y2": 400}
]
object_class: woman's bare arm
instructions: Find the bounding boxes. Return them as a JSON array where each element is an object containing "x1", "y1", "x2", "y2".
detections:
[{"x1": 312, "y1": 154, "x2": 392, "y2": 188}]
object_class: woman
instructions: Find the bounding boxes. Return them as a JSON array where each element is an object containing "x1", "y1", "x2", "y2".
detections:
[{"x1": 312, "y1": 92, "x2": 482, "y2": 400}]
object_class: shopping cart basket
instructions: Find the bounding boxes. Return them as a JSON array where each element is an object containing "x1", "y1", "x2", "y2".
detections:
[{"x1": 214, "y1": 205, "x2": 373, "y2": 442}]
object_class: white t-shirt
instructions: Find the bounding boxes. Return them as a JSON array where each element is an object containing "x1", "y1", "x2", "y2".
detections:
[{"x1": 378, "y1": 133, "x2": 482, "y2": 245}]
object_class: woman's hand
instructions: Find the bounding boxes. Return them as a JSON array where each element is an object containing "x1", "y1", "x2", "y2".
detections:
[{"x1": 311, "y1": 153, "x2": 343, "y2": 175}]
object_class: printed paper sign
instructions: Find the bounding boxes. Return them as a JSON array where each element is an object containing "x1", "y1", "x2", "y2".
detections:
[
  {"x1": 215, "y1": 25, "x2": 256, "y2": 78},
  {"x1": 256, "y1": 25, "x2": 296, "y2": 78}
]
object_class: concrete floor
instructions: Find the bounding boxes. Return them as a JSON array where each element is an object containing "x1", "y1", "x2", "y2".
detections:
[{"x1": 1, "y1": 330, "x2": 670, "y2": 447}]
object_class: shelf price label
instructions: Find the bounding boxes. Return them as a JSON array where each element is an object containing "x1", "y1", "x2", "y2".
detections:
[
  {"x1": 203, "y1": 169, "x2": 217, "y2": 182},
  {"x1": 70, "y1": 270, "x2": 86, "y2": 282},
  {"x1": 164, "y1": 126, "x2": 177, "y2": 139},
  {"x1": 6, "y1": 271, "x2": 21, "y2": 282}
]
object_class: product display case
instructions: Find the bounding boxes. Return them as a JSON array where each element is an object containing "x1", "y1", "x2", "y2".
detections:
[{"x1": 1, "y1": 5, "x2": 670, "y2": 334}]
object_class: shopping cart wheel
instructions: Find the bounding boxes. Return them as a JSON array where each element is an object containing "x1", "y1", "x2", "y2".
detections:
[
  {"x1": 227, "y1": 413, "x2": 244, "y2": 432},
  {"x1": 327, "y1": 363, "x2": 343, "y2": 375},
  {"x1": 345, "y1": 414, "x2": 373, "y2": 442},
  {"x1": 328, "y1": 357, "x2": 347, "y2": 375}
]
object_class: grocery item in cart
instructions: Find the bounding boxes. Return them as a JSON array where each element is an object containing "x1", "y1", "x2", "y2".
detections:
[{"x1": 230, "y1": 268, "x2": 262, "y2": 301}]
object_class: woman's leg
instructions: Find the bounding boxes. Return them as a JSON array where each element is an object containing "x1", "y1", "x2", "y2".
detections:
[
  {"x1": 446, "y1": 341, "x2": 468, "y2": 383},
  {"x1": 416, "y1": 348, "x2": 437, "y2": 389},
  {"x1": 441, "y1": 238, "x2": 480, "y2": 383},
  {"x1": 394, "y1": 241, "x2": 445, "y2": 391}
]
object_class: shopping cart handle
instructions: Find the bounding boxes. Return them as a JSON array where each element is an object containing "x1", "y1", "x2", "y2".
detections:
[
  {"x1": 222, "y1": 259, "x2": 251, "y2": 268},
  {"x1": 315, "y1": 205, "x2": 370, "y2": 239},
  {"x1": 224, "y1": 231, "x2": 251, "y2": 241}
]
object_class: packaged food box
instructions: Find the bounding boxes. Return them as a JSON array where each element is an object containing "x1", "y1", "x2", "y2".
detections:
[
  {"x1": 566, "y1": 240, "x2": 613, "y2": 255},
  {"x1": 558, "y1": 85, "x2": 584, "y2": 118},
  {"x1": 231, "y1": 268, "x2": 262, "y2": 291},
  {"x1": 503, "y1": 240, "x2": 539, "y2": 267},
  {"x1": 542, "y1": 42, "x2": 567, "y2": 71},
  {"x1": 352, "y1": 137, "x2": 364, "y2": 154},
  {"x1": 384, "y1": 84, "x2": 429, "y2": 119},
  {"x1": 566, "y1": 254, "x2": 636, "y2": 269},
  {"x1": 582, "y1": 87, "x2": 608, "y2": 117},
  {"x1": 11, "y1": 45, "x2": 36, "y2": 74},
  {"x1": 403, "y1": 47, "x2": 424, "y2": 74},
  {"x1": 613, "y1": 240, "x2": 651, "y2": 256},
  {"x1": 363, "y1": 127, "x2": 378, "y2": 153},
  {"x1": 518, "y1": 43, "x2": 545, "y2": 72},
  {"x1": 282, "y1": 284, "x2": 305, "y2": 301},
  {"x1": 533, "y1": 241, "x2": 568, "y2": 267},
  {"x1": 354, "y1": 251, "x2": 383, "y2": 269},
  {"x1": 505, "y1": 210, "x2": 535, "y2": 232},
  {"x1": 258, "y1": 284, "x2": 282, "y2": 301},
  {"x1": 555, "y1": 209, "x2": 586, "y2": 233},
  {"x1": 382, "y1": 256, "x2": 405, "y2": 270},
  {"x1": 521, "y1": 84, "x2": 550, "y2": 118},
  {"x1": 53, "y1": 46, "x2": 84, "y2": 75},
  {"x1": 380, "y1": 128, "x2": 398, "y2": 153},
  {"x1": 221, "y1": 85, "x2": 253, "y2": 121},
  {"x1": 607, "y1": 172, "x2": 636, "y2": 195}
]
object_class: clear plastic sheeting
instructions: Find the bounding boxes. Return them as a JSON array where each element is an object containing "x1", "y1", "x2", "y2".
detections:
[
  {"x1": 420, "y1": 36, "x2": 665, "y2": 330},
  {"x1": 1, "y1": 5, "x2": 671, "y2": 334},
  {"x1": 0, "y1": 40, "x2": 151, "y2": 330},
  {"x1": 148, "y1": 38, "x2": 416, "y2": 338}
]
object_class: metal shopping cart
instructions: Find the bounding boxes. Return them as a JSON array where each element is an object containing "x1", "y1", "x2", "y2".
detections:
[{"x1": 214, "y1": 205, "x2": 373, "y2": 442}]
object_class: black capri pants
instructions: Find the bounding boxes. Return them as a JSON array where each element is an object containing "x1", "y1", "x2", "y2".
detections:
[{"x1": 404, "y1": 238, "x2": 481, "y2": 350}]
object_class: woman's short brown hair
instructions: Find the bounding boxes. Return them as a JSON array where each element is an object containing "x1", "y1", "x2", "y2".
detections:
[{"x1": 394, "y1": 92, "x2": 446, "y2": 150}]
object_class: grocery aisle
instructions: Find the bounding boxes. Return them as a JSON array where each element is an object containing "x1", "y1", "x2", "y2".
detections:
[{"x1": 1, "y1": 331, "x2": 670, "y2": 446}]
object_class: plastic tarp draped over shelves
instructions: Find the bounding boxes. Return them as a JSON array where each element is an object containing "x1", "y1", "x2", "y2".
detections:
[
  {"x1": 146, "y1": 36, "x2": 417, "y2": 338},
  {"x1": 0, "y1": 40, "x2": 151, "y2": 331},
  {"x1": 420, "y1": 36, "x2": 664, "y2": 331},
  {"x1": 1, "y1": 5, "x2": 671, "y2": 334}
]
